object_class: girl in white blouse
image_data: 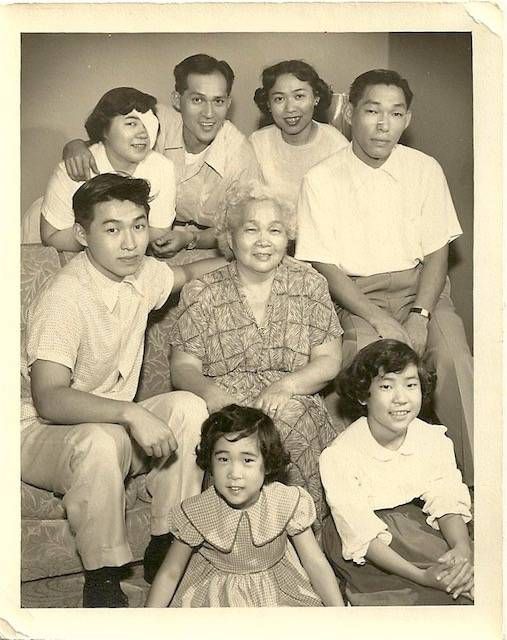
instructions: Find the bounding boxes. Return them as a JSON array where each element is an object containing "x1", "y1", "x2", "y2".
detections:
[{"x1": 319, "y1": 339, "x2": 474, "y2": 606}]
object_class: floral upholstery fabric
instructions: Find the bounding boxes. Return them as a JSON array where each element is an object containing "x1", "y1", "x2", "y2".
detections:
[{"x1": 20, "y1": 245, "x2": 214, "y2": 590}]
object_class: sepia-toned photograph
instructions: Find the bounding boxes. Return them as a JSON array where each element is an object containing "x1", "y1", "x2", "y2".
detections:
[{"x1": 2, "y1": 3, "x2": 503, "y2": 640}]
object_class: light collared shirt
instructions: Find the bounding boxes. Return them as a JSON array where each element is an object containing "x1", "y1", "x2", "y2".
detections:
[
  {"x1": 295, "y1": 143, "x2": 462, "y2": 276},
  {"x1": 155, "y1": 103, "x2": 260, "y2": 227},
  {"x1": 21, "y1": 251, "x2": 174, "y2": 430},
  {"x1": 42, "y1": 142, "x2": 176, "y2": 231},
  {"x1": 319, "y1": 417, "x2": 472, "y2": 564},
  {"x1": 249, "y1": 122, "x2": 348, "y2": 208}
]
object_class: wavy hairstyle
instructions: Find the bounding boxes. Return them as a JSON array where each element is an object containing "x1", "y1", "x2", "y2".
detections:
[
  {"x1": 254, "y1": 60, "x2": 333, "y2": 125},
  {"x1": 85, "y1": 87, "x2": 157, "y2": 144},
  {"x1": 215, "y1": 181, "x2": 296, "y2": 260},
  {"x1": 336, "y1": 339, "x2": 435, "y2": 420},
  {"x1": 196, "y1": 404, "x2": 291, "y2": 483}
]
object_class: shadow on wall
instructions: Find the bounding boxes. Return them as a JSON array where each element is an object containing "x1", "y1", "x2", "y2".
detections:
[{"x1": 21, "y1": 128, "x2": 67, "y2": 214}]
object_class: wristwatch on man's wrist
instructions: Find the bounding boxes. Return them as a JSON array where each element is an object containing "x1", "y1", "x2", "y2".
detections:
[
  {"x1": 409, "y1": 306, "x2": 432, "y2": 321},
  {"x1": 185, "y1": 225, "x2": 199, "y2": 250}
]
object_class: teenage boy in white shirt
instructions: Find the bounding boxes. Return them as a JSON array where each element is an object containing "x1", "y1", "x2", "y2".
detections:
[{"x1": 21, "y1": 173, "x2": 226, "y2": 607}]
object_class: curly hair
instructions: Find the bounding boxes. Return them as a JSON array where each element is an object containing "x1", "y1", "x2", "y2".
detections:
[
  {"x1": 349, "y1": 69, "x2": 413, "y2": 109},
  {"x1": 336, "y1": 339, "x2": 435, "y2": 420},
  {"x1": 215, "y1": 181, "x2": 296, "y2": 260},
  {"x1": 196, "y1": 404, "x2": 291, "y2": 483},
  {"x1": 85, "y1": 87, "x2": 157, "y2": 144},
  {"x1": 72, "y1": 173, "x2": 152, "y2": 230},
  {"x1": 174, "y1": 54, "x2": 235, "y2": 96},
  {"x1": 253, "y1": 60, "x2": 333, "y2": 125}
]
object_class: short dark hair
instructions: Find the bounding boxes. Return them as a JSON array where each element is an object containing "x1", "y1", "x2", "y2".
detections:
[
  {"x1": 174, "y1": 54, "x2": 235, "y2": 95},
  {"x1": 72, "y1": 173, "x2": 151, "y2": 230},
  {"x1": 349, "y1": 69, "x2": 413, "y2": 109},
  {"x1": 336, "y1": 339, "x2": 435, "y2": 420},
  {"x1": 254, "y1": 59, "x2": 333, "y2": 124},
  {"x1": 196, "y1": 404, "x2": 290, "y2": 483},
  {"x1": 85, "y1": 87, "x2": 157, "y2": 144}
]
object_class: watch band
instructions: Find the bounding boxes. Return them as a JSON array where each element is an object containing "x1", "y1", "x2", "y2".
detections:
[
  {"x1": 185, "y1": 225, "x2": 199, "y2": 251},
  {"x1": 410, "y1": 306, "x2": 431, "y2": 320}
]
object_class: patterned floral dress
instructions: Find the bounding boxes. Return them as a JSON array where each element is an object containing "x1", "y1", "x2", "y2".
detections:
[
  {"x1": 170, "y1": 257, "x2": 343, "y2": 529},
  {"x1": 168, "y1": 482, "x2": 323, "y2": 607}
]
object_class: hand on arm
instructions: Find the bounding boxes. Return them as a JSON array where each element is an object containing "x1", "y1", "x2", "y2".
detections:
[
  {"x1": 145, "y1": 539, "x2": 193, "y2": 607},
  {"x1": 62, "y1": 139, "x2": 98, "y2": 182},
  {"x1": 251, "y1": 338, "x2": 341, "y2": 417},
  {"x1": 170, "y1": 350, "x2": 239, "y2": 413},
  {"x1": 149, "y1": 225, "x2": 172, "y2": 244},
  {"x1": 291, "y1": 529, "x2": 344, "y2": 606},
  {"x1": 31, "y1": 360, "x2": 177, "y2": 458},
  {"x1": 313, "y1": 263, "x2": 412, "y2": 346},
  {"x1": 40, "y1": 217, "x2": 83, "y2": 252},
  {"x1": 366, "y1": 537, "x2": 451, "y2": 593},
  {"x1": 435, "y1": 513, "x2": 474, "y2": 600},
  {"x1": 402, "y1": 245, "x2": 449, "y2": 355},
  {"x1": 151, "y1": 226, "x2": 219, "y2": 258},
  {"x1": 151, "y1": 228, "x2": 193, "y2": 258}
]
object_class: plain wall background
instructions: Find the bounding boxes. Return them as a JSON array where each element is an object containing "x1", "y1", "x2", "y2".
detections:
[
  {"x1": 21, "y1": 32, "x2": 473, "y2": 346},
  {"x1": 389, "y1": 32, "x2": 473, "y2": 347}
]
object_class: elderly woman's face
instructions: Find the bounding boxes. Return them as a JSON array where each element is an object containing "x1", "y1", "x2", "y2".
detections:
[{"x1": 228, "y1": 200, "x2": 288, "y2": 274}]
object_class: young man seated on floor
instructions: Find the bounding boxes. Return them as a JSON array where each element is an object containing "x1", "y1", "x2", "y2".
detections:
[
  {"x1": 21, "y1": 173, "x2": 226, "y2": 607},
  {"x1": 295, "y1": 69, "x2": 473, "y2": 486}
]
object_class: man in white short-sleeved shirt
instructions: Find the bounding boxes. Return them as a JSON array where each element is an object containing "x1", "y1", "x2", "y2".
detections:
[
  {"x1": 21, "y1": 174, "x2": 225, "y2": 607},
  {"x1": 295, "y1": 69, "x2": 473, "y2": 485}
]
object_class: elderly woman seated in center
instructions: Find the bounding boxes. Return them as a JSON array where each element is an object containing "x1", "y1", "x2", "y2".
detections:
[{"x1": 169, "y1": 182, "x2": 343, "y2": 529}]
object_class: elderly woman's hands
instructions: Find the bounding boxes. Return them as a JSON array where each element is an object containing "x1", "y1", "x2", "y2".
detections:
[{"x1": 252, "y1": 380, "x2": 293, "y2": 418}]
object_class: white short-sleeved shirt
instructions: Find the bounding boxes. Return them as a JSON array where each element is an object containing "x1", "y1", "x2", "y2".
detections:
[
  {"x1": 42, "y1": 142, "x2": 176, "y2": 231},
  {"x1": 21, "y1": 251, "x2": 174, "y2": 430},
  {"x1": 249, "y1": 122, "x2": 348, "y2": 208},
  {"x1": 295, "y1": 144, "x2": 463, "y2": 276},
  {"x1": 319, "y1": 417, "x2": 472, "y2": 564}
]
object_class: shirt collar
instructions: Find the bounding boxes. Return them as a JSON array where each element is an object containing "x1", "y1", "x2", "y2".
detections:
[
  {"x1": 346, "y1": 141, "x2": 403, "y2": 183},
  {"x1": 92, "y1": 142, "x2": 115, "y2": 174},
  {"x1": 181, "y1": 484, "x2": 300, "y2": 551},
  {"x1": 164, "y1": 116, "x2": 227, "y2": 177},
  {"x1": 83, "y1": 251, "x2": 146, "y2": 312},
  {"x1": 356, "y1": 416, "x2": 417, "y2": 462}
]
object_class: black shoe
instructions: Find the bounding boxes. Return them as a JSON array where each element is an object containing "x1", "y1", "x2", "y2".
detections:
[
  {"x1": 83, "y1": 567, "x2": 129, "y2": 608},
  {"x1": 143, "y1": 533, "x2": 173, "y2": 584}
]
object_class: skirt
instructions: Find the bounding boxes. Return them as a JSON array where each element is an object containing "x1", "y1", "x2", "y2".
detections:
[{"x1": 322, "y1": 501, "x2": 473, "y2": 606}]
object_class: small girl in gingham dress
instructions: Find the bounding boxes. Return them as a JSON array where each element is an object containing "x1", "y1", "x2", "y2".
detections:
[{"x1": 146, "y1": 404, "x2": 344, "y2": 607}]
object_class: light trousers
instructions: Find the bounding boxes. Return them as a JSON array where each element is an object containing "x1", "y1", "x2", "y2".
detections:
[
  {"x1": 338, "y1": 267, "x2": 474, "y2": 486},
  {"x1": 21, "y1": 391, "x2": 208, "y2": 570}
]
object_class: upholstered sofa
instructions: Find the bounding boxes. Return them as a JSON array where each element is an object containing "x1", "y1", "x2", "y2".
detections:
[{"x1": 20, "y1": 243, "x2": 214, "y2": 607}]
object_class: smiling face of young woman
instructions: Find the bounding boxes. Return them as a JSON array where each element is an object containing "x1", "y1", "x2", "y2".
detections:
[
  {"x1": 103, "y1": 111, "x2": 154, "y2": 173},
  {"x1": 365, "y1": 363, "x2": 423, "y2": 450},
  {"x1": 268, "y1": 73, "x2": 319, "y2": 145}
]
